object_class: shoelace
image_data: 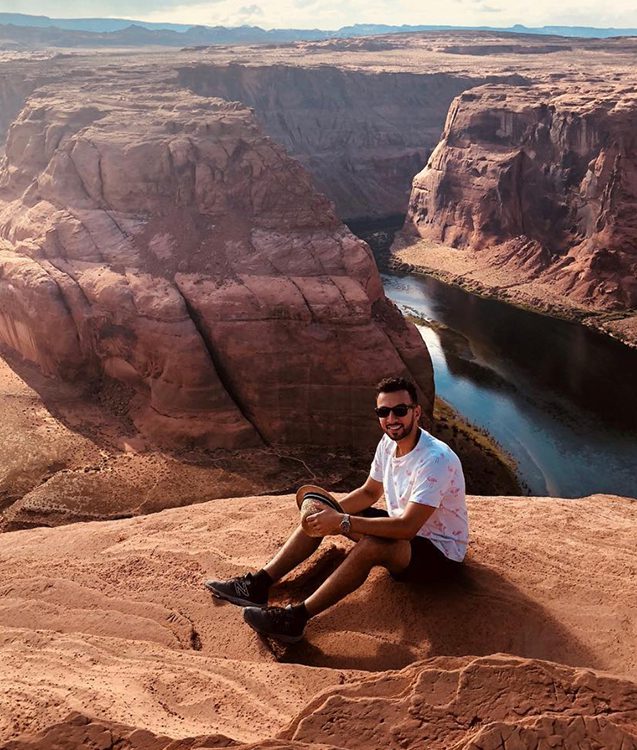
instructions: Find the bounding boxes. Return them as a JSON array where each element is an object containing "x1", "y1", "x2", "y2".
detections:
[{"x1": 265, "y1": 606, "x2": 301, "y2": 630}]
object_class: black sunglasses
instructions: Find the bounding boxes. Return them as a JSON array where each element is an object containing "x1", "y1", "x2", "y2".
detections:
[{"x1": 374, "y1": 403, "x2": 415, "y2": 418}]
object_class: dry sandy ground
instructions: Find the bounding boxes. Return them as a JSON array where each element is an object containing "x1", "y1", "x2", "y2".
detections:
[{"x1": 0, "y1": 492, "x2": 635, "y2": 746}]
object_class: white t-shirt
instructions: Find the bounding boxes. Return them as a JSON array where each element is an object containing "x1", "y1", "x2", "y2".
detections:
[{"x1": 370, "y1": 428, "x2": 469, "y2": 562}]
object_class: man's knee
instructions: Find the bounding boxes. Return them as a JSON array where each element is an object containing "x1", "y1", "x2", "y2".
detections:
[
  {"x1": 350, "y1": 535, "x2": 411, "y2": 572},
  {"x1": 353, "y1": 534, "x2": 400, "y2": 560},
  {"x1": 296, "y1": 524, "x2": 322, "y2": 542}
]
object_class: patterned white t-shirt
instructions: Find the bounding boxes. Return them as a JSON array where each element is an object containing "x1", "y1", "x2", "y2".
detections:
[{"x1": 370, "y1": 428, "x2": 469, "y2": 562}]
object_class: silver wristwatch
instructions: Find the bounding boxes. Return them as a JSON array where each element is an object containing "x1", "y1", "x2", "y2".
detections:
[{"x1": 340, "y1": 513, "x2": 351, "y2": 535}]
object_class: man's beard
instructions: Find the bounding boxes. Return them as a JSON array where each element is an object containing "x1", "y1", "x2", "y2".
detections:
[{"x1": 383, "y1": 415, "x2": 415, "y2": 442}]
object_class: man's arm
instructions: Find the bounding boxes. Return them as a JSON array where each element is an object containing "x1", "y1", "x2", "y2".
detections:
[
  {"x1": 305, "y1": 500, "x2": 435, "y2": 540},
  {"x1": 338, "y1": 475, "x2": 384, "y2": 514},
  {"x1": 348, "y1": 502, "x2": 435, "y2": 539}
]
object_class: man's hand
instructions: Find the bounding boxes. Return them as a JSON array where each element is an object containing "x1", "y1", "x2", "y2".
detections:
[{"x1": 305, "y1": 508, "x2": 343, "y2": 537}]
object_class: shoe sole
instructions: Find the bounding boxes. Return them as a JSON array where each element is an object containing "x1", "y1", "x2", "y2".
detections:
[
  {"x1": 204, "y1": 582, "x2": 266, "y2": 608},
  {"x1": 242, "y1": 611, "x2": 304, "y2": 644}
]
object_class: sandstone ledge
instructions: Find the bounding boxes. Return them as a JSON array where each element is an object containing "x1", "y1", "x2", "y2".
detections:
[{"x1": 0, "y1": 493, "x2": 635, "y2": 746}]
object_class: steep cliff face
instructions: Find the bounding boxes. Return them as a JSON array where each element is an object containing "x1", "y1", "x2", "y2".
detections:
[
  {"x1": 0, "y1": 69, "x2": 42, "y2": 147},
  {"x1": 0, "y1": 82, "x2": 433, "y2": 450},
  {"x1": 404, "y1": 84, "x2": 637, "y2": 311},
  {"x1": 178, "y1": 64, "x2": 526, "y2": 221}
]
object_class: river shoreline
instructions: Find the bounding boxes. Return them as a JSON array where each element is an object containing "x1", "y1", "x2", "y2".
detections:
[
  {"x1": 382, "y1": 270, "x2": 637, "y2": 497},
  {"x1": 389, "y1": 237, "x2": 637, "y2": 350},
  {"x1": 400, "y1": 309, "x2": 524, "y2": 496},
  {"x1": 351, "y1": 223, "x2": 636, "y2": 496},
  {"x1": 431, "y1": 396, "x2": 524, "y2": 497}
]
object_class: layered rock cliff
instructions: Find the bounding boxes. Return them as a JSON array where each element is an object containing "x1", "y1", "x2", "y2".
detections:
[
  {"x1": 178, "y1": 64, "x2": 527, "y2": 221},
  {"x1": 0, "y1": 81, "x2": 433, "y2": 450},
  {"x1": 403, "y1": 83, "x2": 637, "y2": 314}
]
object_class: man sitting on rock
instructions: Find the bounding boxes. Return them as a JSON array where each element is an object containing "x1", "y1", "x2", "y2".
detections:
[{"x1": 205, "y1": 376, "x2": 469, "y2": 643}]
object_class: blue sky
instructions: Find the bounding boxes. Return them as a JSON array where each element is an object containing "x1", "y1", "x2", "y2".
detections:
[{"x1": 2, "y1": 0, "x2": 637, "y2": 30}]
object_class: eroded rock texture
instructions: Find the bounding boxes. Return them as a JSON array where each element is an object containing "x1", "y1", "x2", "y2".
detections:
[
  {"x1": 0, "y1": 82, "x2": 433, "y2": 450},
  {"x1": 0, "y1": 72, "x2": 40, "y2": 147},
  {"x1": 283, "y1": 655, "x2": 637, "y2": 750},
  {"x1": 8, "y1": 657, "x2": 637, "y2": 750},
  {"x1": 405, "y1": 84, "x2": 637, "y2": 311},
  {"x1": 178, "y1": 64, "x2": 526, "y2": 221}
]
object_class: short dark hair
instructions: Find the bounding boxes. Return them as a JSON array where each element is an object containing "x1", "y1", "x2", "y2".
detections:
[{"x1": 375, "y1": 376, "x2": 418, "y2": 404}]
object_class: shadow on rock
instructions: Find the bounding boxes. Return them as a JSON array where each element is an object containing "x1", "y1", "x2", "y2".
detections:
[{"x1": 273, "y1": 558, "x2": 599, "y2": 673}]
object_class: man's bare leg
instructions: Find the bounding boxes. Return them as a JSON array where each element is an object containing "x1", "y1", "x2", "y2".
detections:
[
  {"x1": 205, "y1": 525, "x2": 321, "y2": 606},
  {"x1": 304, "y1": 535, "x2": 411, "y2": 616},
  {"x1": 262, "y1": 525, "x2": 322, "y2": 582},
  {"x1": 242, "y1": 535, "x2": 411, "y2": 641}
]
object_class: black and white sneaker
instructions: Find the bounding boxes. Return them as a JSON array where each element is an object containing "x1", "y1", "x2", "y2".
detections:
[
  {"x1": 243, "y1": 604, "x2": 308, "y2": 643},
  {"x1": 204, "y1": 572, "x2": 269, "y2": 607}
]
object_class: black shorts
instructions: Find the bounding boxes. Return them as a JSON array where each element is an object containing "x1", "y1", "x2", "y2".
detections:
[{"x1": 359, "y1": 507, "x2": 462, "y2": 584}]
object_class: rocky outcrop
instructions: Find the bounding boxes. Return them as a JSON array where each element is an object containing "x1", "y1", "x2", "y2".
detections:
[
  {"x1": 282, "y1": 655, "x2": 637, "y2": 749},
  {"x1": 0, "y1": 493, "x2": 635, "y2": 746},
  {"x1": 0, "y1": 81, "x2": 433, "y2": 450},
  {"x1": 403, "y1": 83, "x2": 637, "y2": 312},
  {"x1": 7, "y1": 657, "x2": 637, "y2": 749},
  {"x1": 178, "y1": 65, "x2": 527, "y2": 221}
]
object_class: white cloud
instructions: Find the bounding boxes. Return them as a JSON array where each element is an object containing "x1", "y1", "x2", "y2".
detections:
[
  {"x1": 2, "y1": 0, "x2": 637, "y2": 29},
  {"x1": 239, "y1": 3, "x2": 264, "y2": 14}
]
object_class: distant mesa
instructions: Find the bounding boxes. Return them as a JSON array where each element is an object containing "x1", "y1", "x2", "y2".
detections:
[{"x1": 2, "y1": 13, "x2": 637, "y2": 46}]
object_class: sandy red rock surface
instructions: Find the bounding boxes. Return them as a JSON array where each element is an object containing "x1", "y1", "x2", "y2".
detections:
[{"x1": 0, "y1": 492, "x2": 635, "y2": 746}]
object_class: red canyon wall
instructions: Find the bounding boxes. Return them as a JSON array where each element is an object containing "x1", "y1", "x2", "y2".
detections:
[
  {"x1": 178, "y1": 64, "x2": 527, "y2": 220},
  {"x1": 404, "y1": 83, "x2": 637, "y2": 311}
]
